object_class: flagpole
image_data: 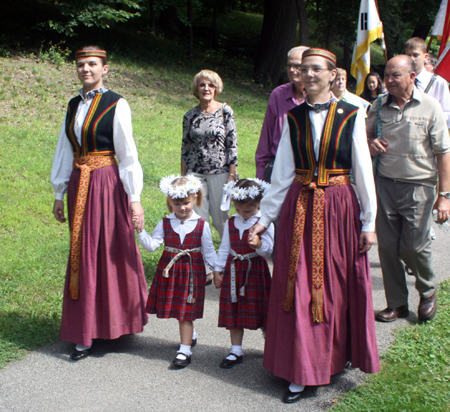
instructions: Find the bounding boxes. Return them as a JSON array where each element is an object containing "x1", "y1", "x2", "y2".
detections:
[
  {"x1": 427, "y1": 35, "x2": 435, "y2": 52},
  {"x1": 374, "y1": 0, "x2": 388, "y2": 61}
]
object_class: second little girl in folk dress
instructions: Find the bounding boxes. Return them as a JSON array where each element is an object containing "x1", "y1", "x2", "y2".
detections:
[
  {"x1": 136, "y1": 175, "x2": 216, "y2": 368},
  {"x1": 214, "y1": 178, "x2": 274, "y2": 368}
]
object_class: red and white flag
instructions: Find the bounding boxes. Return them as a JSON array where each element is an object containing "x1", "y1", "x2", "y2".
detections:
[{"x1": 434, "y1": 41, "x2": 450, "y2": 82}]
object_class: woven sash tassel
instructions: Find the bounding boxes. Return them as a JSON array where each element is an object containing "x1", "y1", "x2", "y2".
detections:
[
  {"x1": 284, "y1": 174, "x2": 350, "y2": 322},
  {"x1": 230, "y1": 249, "x2": 259, "y2": 303},
  {"x1": 69, "y1": 154, "x2": 117, "y2": 300},
  {"x1": 164, "y1": 246, "x2": 202, "y2": 303}
]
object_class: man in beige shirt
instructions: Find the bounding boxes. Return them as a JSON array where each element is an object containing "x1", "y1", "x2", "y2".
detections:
[{"x1": 368, "y1": 55, "x2": 450, "y2": 323}]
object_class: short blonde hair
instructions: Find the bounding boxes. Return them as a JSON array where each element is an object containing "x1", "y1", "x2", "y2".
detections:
[
  {"x1": 337, "y1": 68, "x2": 347, "y2": 78},
  {"x1": 191, "y1": 70, "x2": 223, "y2": 99}
]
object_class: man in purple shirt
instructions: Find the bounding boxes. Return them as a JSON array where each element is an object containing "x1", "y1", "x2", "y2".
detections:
[{"x1": 255, "y1": 46, "x2": 308, "y2": 181}]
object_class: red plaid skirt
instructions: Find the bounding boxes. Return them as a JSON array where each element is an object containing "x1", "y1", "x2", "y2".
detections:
[
  {"x1": 218, "y1": 217, "x2": 271, "y2": 330},
  {"x1": 146, "y1": 218, "x2": 206, "y2": 321}
]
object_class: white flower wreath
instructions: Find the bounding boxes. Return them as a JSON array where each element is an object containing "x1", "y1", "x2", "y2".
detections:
[
  {"x1": 159, "y1": 174, "x2": 202, "y2": 199},
  {"x1": 220, "y1": 178, "x2": 271, "y2": 211}
]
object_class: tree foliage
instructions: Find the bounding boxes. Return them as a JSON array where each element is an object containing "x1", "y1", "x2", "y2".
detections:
[
  {"x1": 38, "y1": 0, "x2": 143, "y2": 37},
  {"x1": 378, "y1": 0, "x2": 441, "y2": 58}
]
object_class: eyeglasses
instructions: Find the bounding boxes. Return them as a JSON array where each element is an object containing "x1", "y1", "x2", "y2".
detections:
[
  {"x1": 299, "y1": 66, "x2": 330, "y2": 75},
  {"x1": 199, "y1": 82, "x2": 216, "y2": 88},
  {"x1": 287, "y1": 64, "x2": 302, "y2": 71}
]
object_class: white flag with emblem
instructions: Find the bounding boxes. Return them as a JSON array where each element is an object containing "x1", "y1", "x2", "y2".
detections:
[{"x1": 351, "y1": 0, "x2": 384, "y2": 95}]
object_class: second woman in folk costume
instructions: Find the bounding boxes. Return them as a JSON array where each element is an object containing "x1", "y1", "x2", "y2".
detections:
[
  {"x1": 51, "y1": 46, "x2": 148, "y2": 361},
  {"x1": 249, "y1": 48, "x2": 380, "y2": 403}
]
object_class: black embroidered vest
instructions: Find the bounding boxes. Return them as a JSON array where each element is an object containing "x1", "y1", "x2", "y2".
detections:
[
  {"x1": 65, "y1": 91, "x2": 122, "y2": 157},
  {"x1": 287, "y1": 100, "x2": 358, "y2": 186}
]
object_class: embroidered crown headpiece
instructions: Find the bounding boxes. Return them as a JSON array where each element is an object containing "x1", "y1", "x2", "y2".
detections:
[
  {"x1": 220, "y1": 178, "x2": 271, "y2": 211},
  {"x1": 159, "y1": 175, "x2": 202, "y2": 199},
  {"x1": 302, "y1": 48, "x2": 336, "y2": 65},
  {"x1": 75, "y1": 49, "x2": 107, "y2": 60}
]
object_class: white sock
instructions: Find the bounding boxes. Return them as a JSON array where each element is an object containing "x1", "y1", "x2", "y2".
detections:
[
  {"x1": 289, "y1": 383, "x2": 305, "y2": 393},
  {"x1": 75, "y1": 343, "x2": 91, "y2": 351},
  {"x1": 226, "y1": 345, "x2": 243, "y2": 360},
  {"x1": 177, "y1": 344, "x2": 192, "y2": 357},
  {"x1": 192, "y1": 328, "x2": 198, "y2": 340}
]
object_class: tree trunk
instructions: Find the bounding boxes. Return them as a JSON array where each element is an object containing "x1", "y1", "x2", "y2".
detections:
[
  {"x1": 187, "y1": 0, "x2": 194, "y2": 57},
  {"x1": 209, "y1": 2, "x2": 219, "y2": 48},
  {"x1": 254, "y1": 0, "x2": 299, "y2": 87},
  {"x1": 295, "y1": 0, "x2": 309, "y2": 46},
  {"x1": 149, "y1": 0, "x2": 156, "y2": 34},
  {"x1": 343, "y1": 41, "x2": 351, "y2": 73}
]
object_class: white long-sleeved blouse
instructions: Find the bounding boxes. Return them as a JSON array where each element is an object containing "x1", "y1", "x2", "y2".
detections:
[
  {"x1": 259, "y1": 97, "x2": 377, "y2": 233},
  {"x1": 137, "y1": 212, "x2": 217, "y2": 270},
  {"x1": 214, "y1": 211, "x2": 274, "y2": 271},
  {"x1": 51, "y1": 88, "x2": 143, "y2": 202}
]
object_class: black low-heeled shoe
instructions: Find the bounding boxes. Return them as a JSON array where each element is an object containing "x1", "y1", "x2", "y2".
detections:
[
  {"x1": 191, "y1": 338, "x2": 197, "y2": 348},
  {"x1": 172, "y1": 352, "x2": 191, "y2": 368},
  {"x1": 71, "y1": 349, "x2": 89, "y2": 361},
  {"x1": 282, "y1": 389, "x2": 303, "y2": 404},
  {"x1": 219, "y1": 353, "x2": 243, "y2": 369}
]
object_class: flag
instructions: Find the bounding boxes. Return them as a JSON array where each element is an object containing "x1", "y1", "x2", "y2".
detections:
[
  {"x1": 432, "y1": 0, "x2": 450, "y2": 57},
  {"x1": 351, "y1": 0, "x2": 384, "y2": 95},
  {"x1": 434, "y1": 41, "x2": 450, "y2": 82}
]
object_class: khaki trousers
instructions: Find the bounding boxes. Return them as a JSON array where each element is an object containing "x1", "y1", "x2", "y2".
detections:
[
  {"x1": 375, "y1": 175, "x2": 436, "y2": 308},
  {"x1": 192, "y1": 172, "x2": 229, "y2": 238}
]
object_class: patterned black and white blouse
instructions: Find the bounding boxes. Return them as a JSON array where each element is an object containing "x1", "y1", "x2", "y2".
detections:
[{"x1": 181, "y1": 103, "x2": 238, "y2": 175}]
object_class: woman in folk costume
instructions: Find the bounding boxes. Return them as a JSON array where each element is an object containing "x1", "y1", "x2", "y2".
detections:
[
  {"x1": 249, "y1": 48, "x2": 380, "y2": 403},
  {"x1": 137, "y1": 175, "x2": 217, "y2": 368},
  {"x1": 51, "y1": 46, "x2": 148, "y2": 361}
]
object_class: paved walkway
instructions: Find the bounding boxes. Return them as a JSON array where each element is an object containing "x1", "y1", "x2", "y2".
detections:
[{"x1": 1, "y1": 229, "x2": 449, "y2": 412}]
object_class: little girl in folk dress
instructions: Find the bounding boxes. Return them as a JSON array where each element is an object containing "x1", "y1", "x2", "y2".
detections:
[
  {"x1": 214, "y1": 178, "x2": 274, "y2": 368},
  {"x1": 136, "y1": 175, "x2": 216, "y2": 368}
]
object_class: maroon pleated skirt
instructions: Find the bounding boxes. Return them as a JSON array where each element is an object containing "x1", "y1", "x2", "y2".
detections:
[
  {"x1": 263, "y1": 182, "x2": 380, "y2": 386},
  {"x1": 60, "y1": 165, "x2": 148, "y2": 346}
]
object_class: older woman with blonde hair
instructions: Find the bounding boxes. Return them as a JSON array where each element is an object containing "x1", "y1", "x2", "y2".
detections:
[{"x1": 181, "y1": 70, "x2": 238, "y2": 239}]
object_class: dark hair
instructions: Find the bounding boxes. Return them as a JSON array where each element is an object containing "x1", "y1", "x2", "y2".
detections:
[
  {"x1": 232, "y1": 179, "x2": 263, "y2": 206},
  {"x1": 360, "y1": 72, "x2": 385, "y2": 100}
]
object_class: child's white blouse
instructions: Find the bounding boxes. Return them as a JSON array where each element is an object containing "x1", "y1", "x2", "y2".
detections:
[
  {"x1": 214, "y1": 211, "x2": 274, "y2": 271},
  {"x1": 137, "y1": 211, "x2": 216, "y2": 270}
]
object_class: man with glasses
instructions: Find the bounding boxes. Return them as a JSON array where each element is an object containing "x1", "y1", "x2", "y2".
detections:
[
  {"x1": 250, "y1": 48, "x2": 379, "y2": 403},
  {"x1": 255, "y1": 46, "x2": 308, "y2": 182},
  {"x1": 368, "y1": 55, "x2": 450, "y2": 323}
]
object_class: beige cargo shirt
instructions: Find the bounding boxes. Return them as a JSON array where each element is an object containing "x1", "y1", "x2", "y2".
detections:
[{"x1": 367, "y1": 88, "x2": 450, "y2": 187}]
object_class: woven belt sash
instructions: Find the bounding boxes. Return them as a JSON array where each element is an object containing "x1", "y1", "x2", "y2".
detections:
[
  {"x1": 230, "y1": 249, "x2": 259, "y2": 303},
  {"x1": 163, "y1": 246, "x2": 202, "y2": 304},
  {"x1": 283, "y1": 174, "x2": 351, "y2": 322},
  {"x1": 69, "y1": 154, "x2": 117, "y2": 300}
]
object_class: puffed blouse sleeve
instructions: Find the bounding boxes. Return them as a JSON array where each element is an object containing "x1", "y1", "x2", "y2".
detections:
[
  {"x1": 113, "y1": 98, "x2": 143, "y2": 203},
  {"x1": 50, "y1": 112, "x2": 75, "y2": 200}
]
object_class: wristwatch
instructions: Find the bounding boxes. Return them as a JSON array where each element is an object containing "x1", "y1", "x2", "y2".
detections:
[{"x1": 438, "y1": 191, "x2": 450, "y2": 199}]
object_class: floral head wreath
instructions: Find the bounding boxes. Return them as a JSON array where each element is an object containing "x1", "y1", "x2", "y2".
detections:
[
  {"x1": 220, "y1": 178, "x2": 271, "y2": 211},
  {"x1": 159, "y1": 174, "x2": 202, "y2": 199}
]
